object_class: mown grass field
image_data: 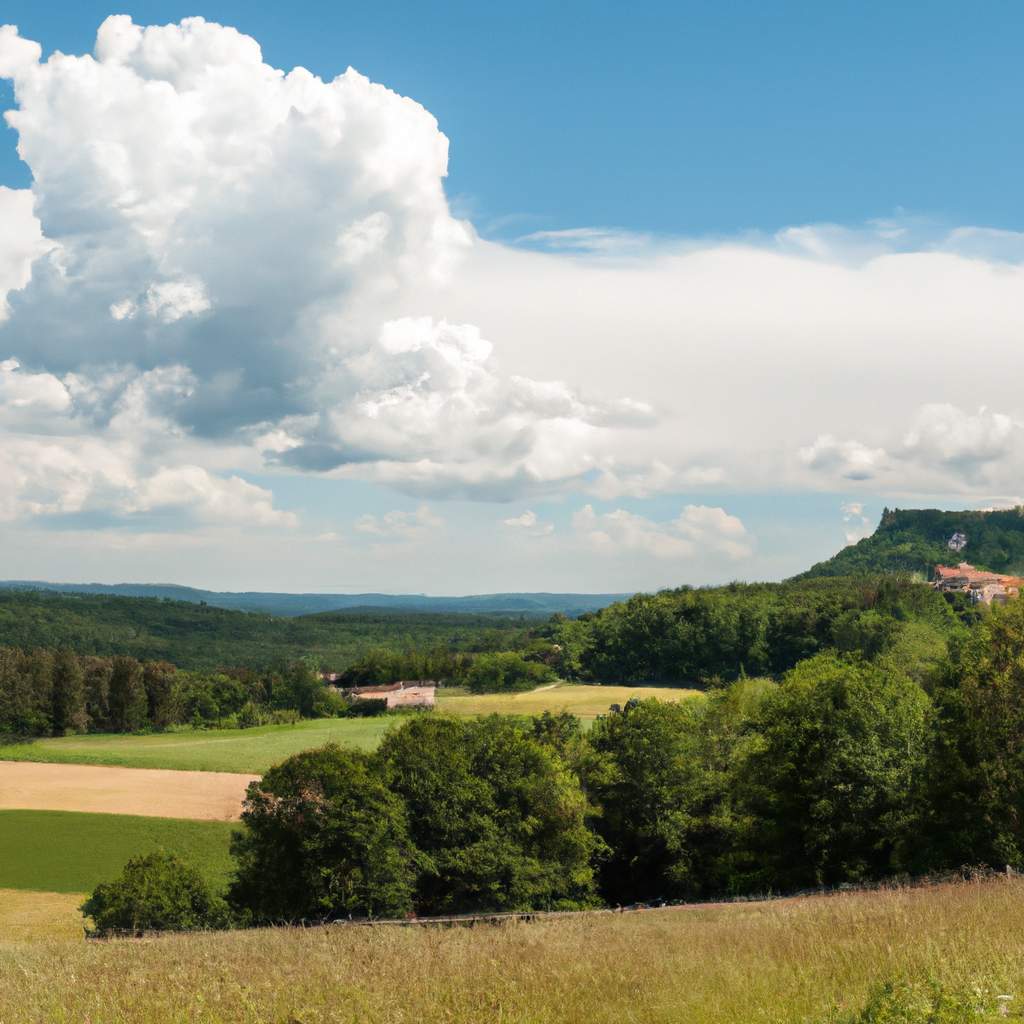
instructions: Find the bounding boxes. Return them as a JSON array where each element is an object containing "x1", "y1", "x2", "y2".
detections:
[
  {"x1": 2, "y1": 879, "x2": 1023, "y2": 1022},
  {"x1": 0, "y1": 810, "x2": 235, "y2": 893},
  {"x1": 0, "y1": 889, "x2": 84, "y2": 941},
  {"x1": 0, "y1": 684, "x2": 700, "y2": 773},
  {"x1": 438, "y1": 682, "x2": 699, "y2": 718},
  {"x1": 0, "y1": 717, "x2": 396, "y2": 773}
]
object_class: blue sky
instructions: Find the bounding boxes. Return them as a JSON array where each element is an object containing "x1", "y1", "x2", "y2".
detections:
[
  {"x1": 5, "y1": 1, "x2": 1024, "y2": 237},
  {"x1": 0, "y1": 4, "x2": 1023, "y2": 593}
]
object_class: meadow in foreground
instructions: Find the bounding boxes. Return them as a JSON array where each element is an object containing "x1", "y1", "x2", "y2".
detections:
[
  {"x1": 0, "y1": 810, "x2": 234, "y2": 893},
  {"x1": 0, "y1": 684, "x2": 698, "y2": 773},
  {"x1": 3, "y1": 878, "x2": 1024, "y2": 1023}
]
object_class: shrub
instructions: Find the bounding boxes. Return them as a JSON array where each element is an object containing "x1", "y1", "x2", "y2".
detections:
[
  {"x1": 80, "y1": 851, "x2": 230, "y2": 936},
  {"x1": 465, "y1": 651, "x2": 556, "y2": 694},
  {"x1": 836, "y1": 979, "x2": 1012, "y2": 1023},
  {"x1": 311, "y1": 686, "x2": 351, "y2": 718}
]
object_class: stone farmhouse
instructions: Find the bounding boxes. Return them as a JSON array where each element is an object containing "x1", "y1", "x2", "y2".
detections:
[
  {"x1": 343, "y1": 681, "x2": 437, "y2": 709},
  {"x1": 932, "y1": 562, "x2": 1024, "y2": 606}
]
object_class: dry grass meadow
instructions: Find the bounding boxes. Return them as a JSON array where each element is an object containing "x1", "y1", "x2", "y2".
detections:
[
  {"x1": 3, "y1": 878, "x2": 1024, "y2": 1023},
  {"x1": 0, "y1": 889, "x2": 83, "y2": 943},
  {"x1": 437, "y1": 682, "x2": 701, "y2": 718}
]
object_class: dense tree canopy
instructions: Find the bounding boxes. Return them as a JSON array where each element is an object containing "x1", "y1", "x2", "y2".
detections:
[
  {"x1": 375, "y1": 716, "x2": 598, "y2": 913},
  {"x1": 738, "y1": 654, "x2": 931, "y2": 890},
  {"x1": 545, "y1": 576, "x2": 964, "y2": 685},
  {"x1": 230, "y1": 745, "x2": 418, "y2": 922},
  {"x1": 798, "y1": 506, "x2": 1024, "y2": 579},
  {"x1": 0, "y1": 648, "x2": 359, "y2": 738}
]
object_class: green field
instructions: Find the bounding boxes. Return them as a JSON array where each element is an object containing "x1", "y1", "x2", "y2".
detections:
[
  {"x1": 0, "y1": 685, "x2": 699, "y2": 774},
  {"x1": 0, "y1": 717, "x2": 396, "y2": 773},
  {"x1": 0, "y1": 810, "x2": 235, "y2": 893}
]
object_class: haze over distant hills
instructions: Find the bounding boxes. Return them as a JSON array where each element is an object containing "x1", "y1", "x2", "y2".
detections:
[{"x1": 0, "y1": 581, "x2": 628, "y2": 619}]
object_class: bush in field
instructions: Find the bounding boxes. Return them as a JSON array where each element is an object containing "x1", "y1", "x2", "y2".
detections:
[
  {"x1": 229, "y1": 744, "x2": 417, "y2": 922},
  {"x1": 465, "y1": 651, "x2": 555, "y2": 693},
  {"x1": 81, "y1": 851, "x2": 229, "y2": 936},
  {"x1": 374, "y1": 716, "x2": 599, "y2": 914}
]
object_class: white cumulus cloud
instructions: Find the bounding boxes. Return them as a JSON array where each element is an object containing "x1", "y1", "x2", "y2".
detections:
[{"x1": 573, "y1": 504, "x2": 751, "y2": 560}]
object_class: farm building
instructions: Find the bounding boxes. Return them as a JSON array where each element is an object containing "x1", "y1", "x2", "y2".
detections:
[
  {"x1": 343, "y1": 681, "x2": 437, "y2": 709},
  {"x1": 932, "y1": 562, "x2": 1024, "y2": 605}
]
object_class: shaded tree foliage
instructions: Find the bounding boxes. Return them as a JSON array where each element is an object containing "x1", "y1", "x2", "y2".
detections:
[
  {"x1": 738, "y1": 653, "x2": 930, "y2": 890},
  {"x1": 230, "y1": 745, "x2": 417, "y2": 922},
  {"x1": 374, "y1": 716, "x2": 599, "y2": 914}
]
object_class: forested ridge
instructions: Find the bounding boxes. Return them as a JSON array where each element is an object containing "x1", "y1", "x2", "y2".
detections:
[
  {"x1": 543, "y1": 574, "x2": 973, "y2": 685},
  {"x1": 797, "y1": 506, "x2": 1024, "y2": 579},
  {"x1": 0, "y1": 590, "x2": 531, "y2": 671}
]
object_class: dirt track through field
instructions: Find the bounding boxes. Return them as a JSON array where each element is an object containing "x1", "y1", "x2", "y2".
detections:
[{"x1": 0, "y1": 761, "x2": 257, "y2": 821}]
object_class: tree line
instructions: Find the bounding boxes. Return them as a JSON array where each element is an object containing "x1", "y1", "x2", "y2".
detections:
[
  {"x1": 337, "y1": 646, "x2": 556, "y2": 694},
  {"x1": 0, "y1": 649, "x2": 348, "y2": 737},
  {"x1": 0, "y1": 589, "x2": 532, "y2": 671},
  {"x1": 83, "y1": 597, "x2": 1024, "y2": 934},
  {"x1": 542, "y1": 575, "x2": 974, "y2": 684}
]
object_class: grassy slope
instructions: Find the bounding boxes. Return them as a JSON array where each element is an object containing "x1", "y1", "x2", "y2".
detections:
[
  {"x1": 2, "y1": 879, "x2": 1022, "y2": 1022},
  {"x1": 0, "y1": 685, "x2": 700, "y2": 773},
  {"x1": 0, "y1": 810, "x2": 234, "y2": 893}
]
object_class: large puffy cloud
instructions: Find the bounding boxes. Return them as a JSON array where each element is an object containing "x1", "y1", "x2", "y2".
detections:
[
  {"x1": 0, "y1": 358, "x2": 293, "y2": 527},
  {"x1": 265, "y1": 315, "x2": 657, "y2": 498},
  {"x1": 0, "y1": 15, "x2": 656, "y2": 526},
  {"x1": 0, "y1": 187, "x2": 47, "y2": 317}
]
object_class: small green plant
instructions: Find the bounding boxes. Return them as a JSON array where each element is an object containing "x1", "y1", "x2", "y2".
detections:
[{"x1": 836, "y1": 979, "x2": 1019, "y2": 1023}]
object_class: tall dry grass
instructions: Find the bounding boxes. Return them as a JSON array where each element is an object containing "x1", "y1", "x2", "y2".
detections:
[{"x1": 2, "y1": 878, "x2": 1024, "y2": 1023}]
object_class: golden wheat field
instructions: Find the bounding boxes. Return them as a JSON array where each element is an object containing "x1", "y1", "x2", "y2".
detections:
[{"x1": 2, "y1": 878, "x2": 1024, "y2": 1023}]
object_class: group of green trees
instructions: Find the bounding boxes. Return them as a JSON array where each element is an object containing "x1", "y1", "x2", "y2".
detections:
[
  {"x1": 0, "y1": 589, "x2": 534, "y2": 671},
  {"x1": 0, "y1": 649, "x2": 345, "y2": 737},
  {"x1": 336, "y1": 644, "x2": 556, "y2": 694},
  {"x1": 83, "y1": 598, "x2": 1024, "y2": 934},
  {"x1": 542, "y1": 575, "x2": 972, "y2": 684}
]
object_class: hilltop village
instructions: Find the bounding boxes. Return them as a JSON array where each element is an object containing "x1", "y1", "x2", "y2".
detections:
[{"x1": 932, "y1": 530, "x2": 1024, "y2": 604}]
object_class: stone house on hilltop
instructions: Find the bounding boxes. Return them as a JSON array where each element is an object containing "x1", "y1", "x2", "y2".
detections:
[{"x1": 932, "y1": 562, "x2": 1024, "y2": 606}]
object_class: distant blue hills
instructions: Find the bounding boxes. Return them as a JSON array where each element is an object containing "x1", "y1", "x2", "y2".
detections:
[{"x1": 0, "y1": 581, "x2": 629, "y2": 619}]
